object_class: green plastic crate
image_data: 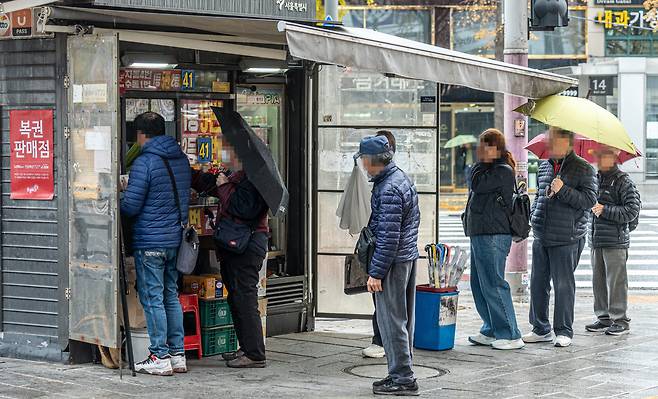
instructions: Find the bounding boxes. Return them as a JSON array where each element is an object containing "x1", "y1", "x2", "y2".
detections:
[
  {"x1": 202, "y1": 325, "x2": 237, "y2": 357},
  {"x1": 200, "y1": 298, "x2": 233, "y2": 328}
]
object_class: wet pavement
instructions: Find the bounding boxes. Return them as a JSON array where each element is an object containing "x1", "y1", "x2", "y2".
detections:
[{"x1": 1, "y1": 291, "x2": 658, "y2": 398}]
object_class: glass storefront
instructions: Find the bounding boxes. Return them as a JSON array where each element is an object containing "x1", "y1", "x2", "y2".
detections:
[{"x1": 645, "y1": 77, "x2": 658, "y2": 178}]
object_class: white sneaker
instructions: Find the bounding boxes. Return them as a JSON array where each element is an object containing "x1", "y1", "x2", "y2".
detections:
[
  {"x1": 522, "y1": 331, "x2": 555, "y2": 343},
  {"x1": 492, "y1": 339, "x2": 526, "y2": 350},
  {"x1": 554, "y1": 335, "x2": 572, "y2": 347},
  {"x1": 468, "y1": 333, "x2": 495, "y2": 346},
  {"x1": 362, "y1": 344, "x2": 386, "y2": 358},
  {"x1": 170, "y1": 353, "x2": 187, "y2": 373},
  {"x1": 134, "y1": 354, "x2": 173, "y2": 376}
]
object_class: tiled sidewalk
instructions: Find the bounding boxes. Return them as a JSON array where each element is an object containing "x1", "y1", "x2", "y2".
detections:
[{"x1": 1, "y1": 291, "x2": 657, "y2": 398}]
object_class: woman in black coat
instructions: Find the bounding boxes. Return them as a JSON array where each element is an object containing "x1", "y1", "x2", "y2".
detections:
[{"x1": 464, "y1": 128, "x2": 524, "y2": 350}]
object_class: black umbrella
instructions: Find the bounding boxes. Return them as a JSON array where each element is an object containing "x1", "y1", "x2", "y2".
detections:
[{"x1": 211, "y1": 107, "x2": 289, "y2": 216}]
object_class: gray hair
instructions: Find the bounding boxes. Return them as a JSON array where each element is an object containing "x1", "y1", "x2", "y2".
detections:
[{"x1": 365, "y1": 151, "x2": 394, "y2": 166}]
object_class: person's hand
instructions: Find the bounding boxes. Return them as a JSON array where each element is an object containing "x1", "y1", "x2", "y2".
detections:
[
  {"x1": 550, "y1": 177, "x2": 564, "y2": 194},
  {"x1": 367, "y1": 277, "x2": 383, "y2": 293},
  {"x1": 216, "y1": 173, "x2": 229, "y2": 186},
  {"x1": 592, "y1": 203, "x2": 604, "y2": 217}
]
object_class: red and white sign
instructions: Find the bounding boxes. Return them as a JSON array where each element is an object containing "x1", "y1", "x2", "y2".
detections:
[
  {"x1": 10, "y1": 9, "x2": 31, "y2": 37},
  {"x1": 0, "y1": 14, "x2": 10, "y2": 38},
  {"x1": 9, "y1": 110, "x2": 54, "y2": 200}
]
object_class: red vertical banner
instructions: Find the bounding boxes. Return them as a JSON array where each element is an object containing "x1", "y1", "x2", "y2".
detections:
[{"x1": 9, "y1": 110, "x2": 54, "y2": 200}]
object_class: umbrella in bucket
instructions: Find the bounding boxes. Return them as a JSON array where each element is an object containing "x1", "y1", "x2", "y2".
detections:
[
  {"x1": 211, "y1": 107, "x2": 289, "y2": 216},
  {"x1": 425, "y1": 243, "x2": 469, "y2": 289}
]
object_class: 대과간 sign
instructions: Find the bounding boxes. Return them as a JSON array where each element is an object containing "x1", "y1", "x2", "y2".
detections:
[{"x1": 9, "y1": 110, "x2": 54, "y2": 200}]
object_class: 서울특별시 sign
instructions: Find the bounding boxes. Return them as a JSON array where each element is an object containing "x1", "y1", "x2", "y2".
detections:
[{"x1": 90, "y1": 0, "x2": 316, "y2": 21}]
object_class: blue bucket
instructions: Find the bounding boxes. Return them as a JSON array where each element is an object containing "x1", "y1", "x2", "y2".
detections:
[{"x1": 414, "y1": 285, "x2": 459, "y2": 351}]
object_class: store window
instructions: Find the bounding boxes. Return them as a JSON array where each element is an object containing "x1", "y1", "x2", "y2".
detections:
[
  {"x1": 602, "y1": 8, "x2": 658, "y2": 56},
  {"x1": 645, "y1": 77, "x2": 658, "y2": 178},
  {"x1": 316, "y1": 65, "x2": 438, "y2": 315},
  {"x1": 366, "y1": 9, "x2": 432, "y2": 44},
  {"x1": 451, "y1": 8, "x2": 497, "y2": 57},
  {"x1": 529, "y1": 9, "x2": 586, "y2": 57}
]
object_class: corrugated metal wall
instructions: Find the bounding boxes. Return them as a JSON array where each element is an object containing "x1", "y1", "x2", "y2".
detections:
[{"x1": 0, "y1": 36, "x2": 68, "y2": 359}]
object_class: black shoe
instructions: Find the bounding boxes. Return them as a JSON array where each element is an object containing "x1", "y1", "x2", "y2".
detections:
[
  {"x1": 373, "y1": 380, "x2": 419, "y2": 396},
  {"x1": 221, "y1": 349, "x2": 244, "y2": 361},
  {"x1": 373, "y1": 376, "x2": 393, "y2": 387},
  {"x1": 586, "y1": 321, "x2": 611, "y2": 332},
  {"x1": 606, "y1": 323, "x2": 630, "y2": 336}
]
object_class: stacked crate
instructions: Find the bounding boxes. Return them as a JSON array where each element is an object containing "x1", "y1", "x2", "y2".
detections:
[{"x1": 200, "y1": 298, "x2": 237, "y2": 356}]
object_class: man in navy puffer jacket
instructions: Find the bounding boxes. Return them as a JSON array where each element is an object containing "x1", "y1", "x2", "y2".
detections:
[
  {"x1": 524, "y1": 127, "x2": 597, "y2": 349},
  {"x1": 356, "y1": 135, "x2": 420, "y2": 396},
  {"x1": 121, "y1": 112, "x2": 191, "y2": 376}
]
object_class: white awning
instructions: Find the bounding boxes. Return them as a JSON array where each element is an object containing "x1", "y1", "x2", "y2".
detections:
[{"x1": 278, "y1": 22, "x2": 577, "y2": 99}]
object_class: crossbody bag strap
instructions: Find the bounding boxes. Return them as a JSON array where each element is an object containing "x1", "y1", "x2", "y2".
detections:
[{"x1": 160, "y1": 156, "x2": 183, "y2": 228}]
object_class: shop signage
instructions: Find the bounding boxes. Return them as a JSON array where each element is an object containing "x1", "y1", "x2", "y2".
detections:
[
  {"x1": 595, "y1": 8, "x2": 657, "y2": 30},
  {"x1": 197, "y1": 137, "x2": 212, "y2": 164},
  {"x1": 238, "y1": 91, "x2": 282, "y2": 105},
  {"x1": 91, "y1": 0, "x2": 315, "y2": 21},
  {"x1": 595, "y1": 0, "x2": 644, "y2": 5},
  {"x1": 559, "y1": 86, "x2": 579, "y2": 97},
  {"x1": 9, "y1": 110, "x2": 54, "y2": 200},
  {"x1": 589, "y1": 76, "x2": 614, "y2": 96},
  {"x1": 119, "y1": 69, "x2": 181, "y2": 93},
  {"x1": 0, "y1": 8, "x2": 51, "y2": 40},
  {"x1": 181, "y1": 70, "x2": 195, "y2": 91},
  {"x1": 181, "y1": 100, "x2": 223, "y2": 165}
]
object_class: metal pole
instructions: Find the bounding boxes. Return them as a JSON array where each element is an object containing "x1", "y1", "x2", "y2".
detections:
[
  {"x1": 503, "y1": 0, "x2": 529, "y2": 301},
  {"x1": 324, "y1": 0, "x2": 338, "y2": 21}
]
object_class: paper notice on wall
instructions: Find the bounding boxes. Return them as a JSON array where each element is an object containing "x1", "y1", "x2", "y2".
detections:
[
  {"x1": 73, "y1": 85, "x2": 83, "y2": 103},
  {"x1": 90, "y1": 126, "x2": 112, "y2": 173},
  {"x1": 125, "y1": 99, "x2": 149, "y2": 122},
  {"x1": 83, "y1": 83, "x2": 108, "y2": 103}
]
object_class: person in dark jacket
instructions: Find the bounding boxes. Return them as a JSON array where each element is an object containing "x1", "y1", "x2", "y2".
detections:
[
  {"x1": 464, "y1": 129, "x2": 524, "y2": 350},
  {"x1": 586, "y1": 146, "x2": 640, "y2": 336},
  {"x1": 363, "y1": 130, "x2": 397, "y2": 360},
  {"x1": 524, "y1": 127, "x2": 597, "y2": 348},
  {"x1": 121, "y1": 112, "x2": 191, "y2": 376},
  {"x1": 356, "y1": 135, "x2": 420, "y2": 396},
  {"x1": 194, "y1": 141, "x2": 269, "y2": 368}
]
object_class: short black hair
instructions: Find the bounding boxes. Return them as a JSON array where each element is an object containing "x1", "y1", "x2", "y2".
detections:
[
  {"x1": 550, "y1": 126, "x2": 574, "y2": 145},
  {"x1": 134, "y1": 112, "x2": 165, "y2": 138},
  {"x1": 375, "y1": 130, "x2": 396, "y2": 153}
]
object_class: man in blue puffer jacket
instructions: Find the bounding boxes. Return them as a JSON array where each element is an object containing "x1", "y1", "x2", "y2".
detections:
[
  {"x1": 356, "y1": 135, "x2": 420, "y2": 396},
  {"x1": 523, "y1": 127, "x2": 597, "y2": 349},
  {"x1": 121, "y1": 112, "x2": 191, "y2": 376}
]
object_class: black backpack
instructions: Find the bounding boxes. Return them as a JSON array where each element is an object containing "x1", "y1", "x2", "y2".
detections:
[{"x1": 498, "y1": 183, "x2": 531, "y2": 242}]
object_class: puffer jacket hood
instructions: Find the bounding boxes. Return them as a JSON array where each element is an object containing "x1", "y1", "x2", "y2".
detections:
[
  {"x1": 589, "y1": 166, "x2": 640, "y2": 249},
  {"x1": 121, "y1": 135, "x2": 191, "y2": 249},
  {"x1": 367, "y1": 162, "x2": 420, "y2": 280},
  {"x1": 531, "y1": 151, "x2": 597, "y2": 247}
]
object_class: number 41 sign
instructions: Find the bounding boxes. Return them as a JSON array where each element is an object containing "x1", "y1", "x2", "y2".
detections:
[{"x1": 589, "y1": 76, "x2": 614, "y2": 96}]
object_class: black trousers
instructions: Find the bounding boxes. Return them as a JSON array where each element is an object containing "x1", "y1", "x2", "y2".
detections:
[
  {"x1": 372, "y1": 293, "x2": 383, "y2": 346},
  {"x1": 220, "y1": 253, "x2": 266, "y2": 361}
]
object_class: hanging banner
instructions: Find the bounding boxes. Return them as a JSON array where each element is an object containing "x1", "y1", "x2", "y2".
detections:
[{"x1": 9, "y1": 110, "x2": 54, "y2": 200}]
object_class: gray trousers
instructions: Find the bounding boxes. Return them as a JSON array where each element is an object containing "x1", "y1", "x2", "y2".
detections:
[
  {"x1": 530, "y1": 238, "x2": 585, "y2": 339},
  {"x1": 592, "y1": 248, "x2": 630, "y2": 328},
  {"x1": 375, "y1": 260, "x2": 416, "y2": 385}
]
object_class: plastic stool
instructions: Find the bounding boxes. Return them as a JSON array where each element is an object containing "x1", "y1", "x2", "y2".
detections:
[{"x1": 179, "y1": 293, "x2": 203, "y2": 359}]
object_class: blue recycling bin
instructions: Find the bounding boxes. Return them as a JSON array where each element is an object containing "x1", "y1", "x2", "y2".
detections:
[{"x1": 414, "y1": 285, "x2": 459, "y2": 351}]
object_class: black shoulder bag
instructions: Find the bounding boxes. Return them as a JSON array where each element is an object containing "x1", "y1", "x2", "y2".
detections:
[{"x1": 212, "y1": 178, "x2": 259, "y2": 255}]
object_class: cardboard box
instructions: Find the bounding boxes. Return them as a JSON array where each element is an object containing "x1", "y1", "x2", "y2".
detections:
[
  {"x1": 183, "y1": 275, "x2": 216, "y2": 299},
  {"x1": 258, "y1": 297, "x2": 268, "y2": 317},
  {"x1": 123, "y1": 257, "x2": 146, "y2": 329},
  {"x1": 201, "y1": 273, "x2": 228, "y2": 298}
]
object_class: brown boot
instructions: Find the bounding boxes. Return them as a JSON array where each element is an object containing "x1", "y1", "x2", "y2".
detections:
[
  {"x1": 221, "y1": 349, "x2": 244, "y2": 361},
  {"x1": 226, "y1": 355, "x2": 266, "y2": 368}
]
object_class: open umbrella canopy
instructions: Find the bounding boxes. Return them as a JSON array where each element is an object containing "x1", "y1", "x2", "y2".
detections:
[
  {"x1": 444, "y1": 135, "x2": 477, "y2": 148},
  {"x1": 211, "y1": 107, "x2": 289, "y2": 216},
  {"x1": 526, "y1": 132, "x2": 641, "y2": 164},
  {"x1": 515, "y1": 95, "x2": 638, "y2": 155}
]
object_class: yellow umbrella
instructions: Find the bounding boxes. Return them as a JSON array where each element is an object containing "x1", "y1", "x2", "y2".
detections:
[{"x1": 515, "y1": 95, "x2": 638, "y2": 155}]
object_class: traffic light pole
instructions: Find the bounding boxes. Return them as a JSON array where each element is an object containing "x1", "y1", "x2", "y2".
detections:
[{"x1": 503, "y1": 0, "x2": 529, "y2": 301}]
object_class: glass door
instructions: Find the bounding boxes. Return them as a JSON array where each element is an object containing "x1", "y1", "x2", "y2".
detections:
[
  {"x1": 67, "y1": 34, "x2": 120, "y2": 348},
  {"x1": 236, "y1": 85, "x2": 287, "y2": 256}
]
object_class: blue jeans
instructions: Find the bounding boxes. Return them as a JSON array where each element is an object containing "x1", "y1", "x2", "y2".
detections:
[
  {"x1": 470, "y1": 235, "x2": 521, "y2": 340},
  {"x1": 375, "y1": 261, "x2": 416, "y2": 385},
  {"x1": 134, "y1": 248, "x2": 184, "y2": 358}
]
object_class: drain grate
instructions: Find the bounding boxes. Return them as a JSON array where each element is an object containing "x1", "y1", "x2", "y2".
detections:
[{"x1": 344, "y1": 364, "x2": 449, "y2": 380}]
